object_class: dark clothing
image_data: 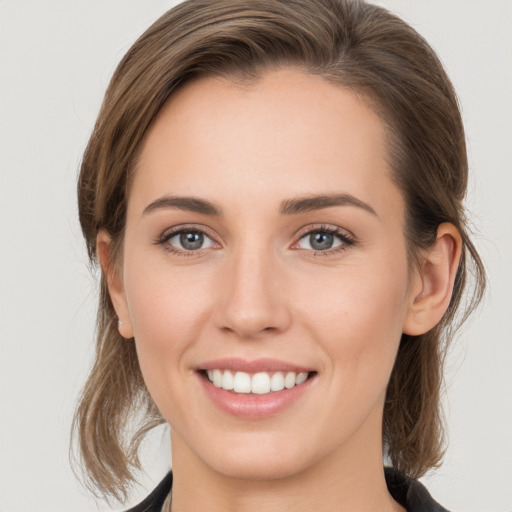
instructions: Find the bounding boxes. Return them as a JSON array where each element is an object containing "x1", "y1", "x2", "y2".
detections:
[
  {"x1": 125, "y1": 472, "x2": 173, "y2": 512},
  {"x1": 384, "y1": 467, "x2": 449, "y2": 511},
  {"x1": 125, "y1": 467, "x2": 448, "y2": 512}
]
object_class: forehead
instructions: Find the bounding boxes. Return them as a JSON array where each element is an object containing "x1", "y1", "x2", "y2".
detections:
[{"x1": 131, "y1": 67, "x2": 402, "y2": 221}]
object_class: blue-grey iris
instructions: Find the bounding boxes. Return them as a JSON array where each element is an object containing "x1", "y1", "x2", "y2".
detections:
[
  {"x1": 180, "y1": 231, "x2": 204, "y2": 250},
  {"x1": 310, "y1": 232, "x2": 334, "y2": 250}
]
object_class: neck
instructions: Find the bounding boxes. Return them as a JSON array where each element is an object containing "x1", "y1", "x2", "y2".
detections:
[{"x1": 169, "y1": 407, "x2": 404, "y2": 512}]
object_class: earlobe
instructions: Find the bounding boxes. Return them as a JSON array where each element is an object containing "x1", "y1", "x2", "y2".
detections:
[
  {"x1": 96, "y1": 230, "x2": 134, "y2": 339},
  {"x1": 403, "y1": 223, "x2": 462, "y2": 336}
]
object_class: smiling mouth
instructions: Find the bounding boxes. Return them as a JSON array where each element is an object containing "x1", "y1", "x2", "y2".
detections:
[{"x1": 201, "y1": 369, "x2": 316, "y2": 395}]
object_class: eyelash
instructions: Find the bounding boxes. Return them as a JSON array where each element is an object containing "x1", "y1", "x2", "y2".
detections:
[
  {"x1": 155, "y1": 224, "x2": 357, "y2": 258},
  {"x1": 155, "y1": 226, "x2": 218, "y2": 258},
  {"x1": 294, "y1": 224, "x2": 356, "y2": 256}
]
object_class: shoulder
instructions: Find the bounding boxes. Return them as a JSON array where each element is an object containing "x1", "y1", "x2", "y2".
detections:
[
  {"x1": 124, "y1": 472, "x2": 173, "y2": 512},
  {"x1": 385, "y1": 467, "x2": 450, "y2": 512}
]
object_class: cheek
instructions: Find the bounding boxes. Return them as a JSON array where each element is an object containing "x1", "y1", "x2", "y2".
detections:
[
  {"x1": 299, "y1": 252, "x2": 410, "y2": 383},
  {"x1": 122, "y1": 256, "x2": 216, "y2": 396},
  {"x1": 291, "y1": 259, "x2": 410, "y2": 449}
]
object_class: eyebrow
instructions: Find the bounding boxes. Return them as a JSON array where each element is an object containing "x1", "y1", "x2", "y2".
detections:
[
  {"x1": 279, "y1": 193, "x2": 378, "y2": 217},
  {"x1": 143, "y1": 196, "x2": 222, "y2": 216},
  {"x1": 142, "y1": 193, "x2": 377, "y2": 217}
]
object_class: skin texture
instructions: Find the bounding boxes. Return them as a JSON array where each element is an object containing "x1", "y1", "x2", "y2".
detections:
[{"x1": 98, "y1": 68, "x2": 461, "y2": 512}]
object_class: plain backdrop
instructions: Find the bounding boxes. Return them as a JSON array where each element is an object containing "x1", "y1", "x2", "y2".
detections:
[{"x1": 0, "y1": 1, "x2": 511, "y2": 511}]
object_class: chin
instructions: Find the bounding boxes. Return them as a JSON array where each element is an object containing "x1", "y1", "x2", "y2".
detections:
[
  {"x1": 194, "y1": 433, "x2": 319, "y2": 482},
  {"x1": 209, "y1": 454, "x2": 309, "y2": 482}
]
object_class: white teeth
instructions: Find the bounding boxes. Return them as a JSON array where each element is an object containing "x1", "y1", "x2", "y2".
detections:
[
  {"x1": 284, "y1": 372, "x2": 296, "y2": 389},
  {"x1": 296, "y1": 372, "x2": 308, "y2": 385},
  {"x1": 270, "y1": 372, "x2": 285, "y2": 392},
  {"x1": 233, "y1": 371, "x2": 252, "y2": 393},
  {"x1": 213, "y1": 369, "x2": 223, "y2": 387},
  {"x1": 221, "y1": 370, "x2": 234, "y2": 390},
  {"x1": 205, "y1": 369, "x2": 311, "y2": 394},
  {"x1": 251, "y1": 372, "x2": 271, "y2": 394}
]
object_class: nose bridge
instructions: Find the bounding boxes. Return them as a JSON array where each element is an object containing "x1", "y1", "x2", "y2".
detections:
[{"x1": 214, "y1": 232, "x2": 291, "y2": 338}]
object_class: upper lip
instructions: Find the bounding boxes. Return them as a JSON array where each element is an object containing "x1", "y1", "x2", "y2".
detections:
[{"x1": 197, "y1": 358, "x2": 314, "y2": 374}]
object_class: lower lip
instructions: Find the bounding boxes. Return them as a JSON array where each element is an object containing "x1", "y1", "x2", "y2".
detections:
[{"x1": 198, "y1": 373, "x2": 315, "y2": 419}]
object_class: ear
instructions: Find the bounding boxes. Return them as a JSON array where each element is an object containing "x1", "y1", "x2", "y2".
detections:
[
  {"x1": 96, "y1": 230, "x2": 134, "y2": 339},
  {"x1": 403, "y1": 223, "x2": 462, "y2": 336}
]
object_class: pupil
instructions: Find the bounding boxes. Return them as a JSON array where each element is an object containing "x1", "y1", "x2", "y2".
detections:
[
  {"x1": 180, "y1": 231, "x2": 203, "y2": 250},
  {"x1": 310, "y1": 232, "x2": 333, "y2": 250}
]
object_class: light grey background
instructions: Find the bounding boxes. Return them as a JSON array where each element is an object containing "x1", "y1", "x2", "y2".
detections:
[{"x1": 0, "y1": 1, "x2": 511, "y2": 511}]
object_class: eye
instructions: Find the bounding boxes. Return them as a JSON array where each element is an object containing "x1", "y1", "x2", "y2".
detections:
[
  {"x1": 295, "y1": 226, "x2": 355, "y2": 253},
  {"x1": 161, "y1": 228, "x2": 216, "y2": 253}
]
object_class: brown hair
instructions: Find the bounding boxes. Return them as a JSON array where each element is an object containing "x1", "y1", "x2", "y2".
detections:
[{"x1": 73, "y1": 0, "x2": 486, "y2": 502}]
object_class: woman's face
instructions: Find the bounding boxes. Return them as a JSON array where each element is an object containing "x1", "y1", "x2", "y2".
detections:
[{"x1": 110, "y1": 68, "x2": 422, "y2": 480}]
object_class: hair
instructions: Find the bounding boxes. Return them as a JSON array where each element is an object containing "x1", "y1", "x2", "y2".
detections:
[{"x1": 73, "y1": 0, "x2": 486, "y2": 502}]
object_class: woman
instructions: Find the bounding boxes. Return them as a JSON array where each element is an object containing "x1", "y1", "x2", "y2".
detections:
[{"x1": 73, "y1": 0, "x2": 485, "y2": 510}]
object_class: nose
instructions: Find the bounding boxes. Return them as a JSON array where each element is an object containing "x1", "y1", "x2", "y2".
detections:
[{"x1": 213, "y1": 242, "x2": 292, "y2": 340}]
